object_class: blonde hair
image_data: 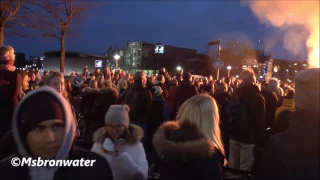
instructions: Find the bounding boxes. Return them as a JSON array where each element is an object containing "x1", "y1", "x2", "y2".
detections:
[
  {"x1": 0, "y1": 45, "x2": 15, "y2": 60},
  {"x1": 0, "y1": 45, "x2": 14, "y2": 55},
  {"x1": 176, "y1": 94, "x2": 227, "y2": 165},
  {"x1": 45, "y1": 71, "x2": 64, "y2": 85}
]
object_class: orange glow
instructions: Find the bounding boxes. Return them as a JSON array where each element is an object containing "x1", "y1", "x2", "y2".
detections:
[
  {"x1": 307, "y1": 23, "x2": 319, "y2": 67},
  {"x1": 244, "y1": 1, "x2": 319, "y2": 68}
]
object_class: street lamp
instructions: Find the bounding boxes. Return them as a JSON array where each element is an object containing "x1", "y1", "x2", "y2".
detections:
[
  {"x1": 114, "y1": 54, "x2": 120, "y2": 70},
  {"x1": 177, "y1": 66, "x2": 182, "y2": 71},
  {"x1": 227, "y1": 66, "x2": 232, "y2": 77}
]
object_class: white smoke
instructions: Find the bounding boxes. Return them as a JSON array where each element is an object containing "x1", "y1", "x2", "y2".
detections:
[{"x1": 242, "y1": 0, "x2": 319, "y2": 67}]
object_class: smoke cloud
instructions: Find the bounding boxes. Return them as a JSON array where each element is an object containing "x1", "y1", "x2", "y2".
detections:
[{"x1": 242, "y1": 0, "x2": 319, "y2": 67}]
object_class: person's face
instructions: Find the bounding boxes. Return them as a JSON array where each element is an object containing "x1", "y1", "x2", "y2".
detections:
[
  {"x1": 49, "y1": 77, "x2": 64, "y2": 95},
  {"x1": 66, "y1": 81, "x2": 71, "y2": 88},
  {"x1": 8, "y1": 49, "x2": 16, "y2": 61},
  {"x1": 99, "y1": 76, "x2": 104, "y2": 82},
  {"x1": 23, "y1": 76, "x2": 29, "y2": 89},
  {"x1": 91, "y1": 76, "x2": 96, "y2": 81},
  {"x1": 31, "y1": 74, "x2": 36, "y2": 81},
  {"x1": 106, "y1": 122, "x2": 125, "y2": 139},
  {"x1": 93, "y1": 82, "x2": 98, "y2": 88},
  {"x1": 26, "y1": 119, "x2": 64, "y2": 160}
]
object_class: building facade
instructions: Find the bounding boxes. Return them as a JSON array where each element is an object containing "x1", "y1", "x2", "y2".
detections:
[
  {"x1": 123, "y1": 41, "x2": 197, "y2": 75},
  {"x1": 42, "y1": 51, "x2": 108, "y2": 74}
]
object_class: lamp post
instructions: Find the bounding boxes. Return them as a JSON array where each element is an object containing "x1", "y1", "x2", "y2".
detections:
[
  {"x1": 114, "y1": 54, "x2": 120, "y2": 70},
  {"x1": 227, "y1": 66, "x2": 232, "y2": 77},
  {"x1": 286, "y1": 69, "x2": 289, "y2": 80}
]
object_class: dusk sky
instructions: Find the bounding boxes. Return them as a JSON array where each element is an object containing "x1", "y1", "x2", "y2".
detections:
[{"x1": 5, "y1": 1, "x2": 303, "y2": 59}]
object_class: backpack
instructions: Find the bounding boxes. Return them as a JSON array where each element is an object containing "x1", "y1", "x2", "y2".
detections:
[{"x1": 225, "y1": 96, "x2": 250, "y2": 138}]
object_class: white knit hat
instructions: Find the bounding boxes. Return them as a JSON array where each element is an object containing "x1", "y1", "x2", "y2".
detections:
[
  {"x1": 105, "y1": 105, "x2": 130, "y2": 128},
  {"x1": 294, "y1": 68, "x2": 319, "y2": 110}
]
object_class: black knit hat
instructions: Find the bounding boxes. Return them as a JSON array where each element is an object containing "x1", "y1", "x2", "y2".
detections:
[{"x1": 18, "y1": 92, "x2": 65, "y2": 138}]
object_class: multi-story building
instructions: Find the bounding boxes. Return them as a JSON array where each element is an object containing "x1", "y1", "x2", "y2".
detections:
[{"x1": 124, "y1": 41, "x2": 197, "y2": 75}]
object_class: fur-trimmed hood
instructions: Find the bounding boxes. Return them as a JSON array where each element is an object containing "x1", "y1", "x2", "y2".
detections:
[
  {"x1": 100, "y1": 87, "x2": 119, "y2": 96},
  {"x1": 82, "y1": 87, "x2": 100, "y2": 93},
  {"x1": 93, "y1": 123, "x2": 144, "y2": 145},
  {"x1": 153, "y1": 121, "x2": 217, "y2": 160}
]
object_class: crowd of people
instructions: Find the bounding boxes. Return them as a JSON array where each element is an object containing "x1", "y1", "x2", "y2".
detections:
[{"x1": 0, "y1": 45, "x2": 319, "y2": 180}]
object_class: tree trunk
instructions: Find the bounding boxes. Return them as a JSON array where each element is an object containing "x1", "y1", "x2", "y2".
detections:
[
  {"x1": 60, "y1": 31, "x2": 66, "y2": 72},
  {"x1": 0, "y1": 24, "x2": 4, "y2": 46}
]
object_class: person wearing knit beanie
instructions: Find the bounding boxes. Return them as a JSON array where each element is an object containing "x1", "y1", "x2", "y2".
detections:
[
  {"x1": 91, "y1": 104, "x2": 148, "y2": 180},
  {"x1": 294, "y1": 68, "x2": 320, "y2": 111},
  {"x1": 105, "y1": 105, "x2": 131, "y2": 128}
]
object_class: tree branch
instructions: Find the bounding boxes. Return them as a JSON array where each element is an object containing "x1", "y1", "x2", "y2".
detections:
[{"x1": 41, "y1": 0, "x2": 64, "y2": 25}]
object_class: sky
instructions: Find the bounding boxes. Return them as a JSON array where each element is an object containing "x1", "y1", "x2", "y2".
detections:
[{"x1": 5, "y1": 1, "x2": 302, "y2": 60}]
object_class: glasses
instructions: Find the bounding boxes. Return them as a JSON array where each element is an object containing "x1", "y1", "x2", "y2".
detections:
[{"x1": 105, "y1": 124, "x2": 125, "y2": 131}]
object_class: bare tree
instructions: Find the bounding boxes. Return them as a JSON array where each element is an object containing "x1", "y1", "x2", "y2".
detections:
[
  {"x1": 37, "y1": 0, "x2": 98, "y2": 72},
  {"x1": 0, "y1": 0, "x2": 24, "y2": 45}
]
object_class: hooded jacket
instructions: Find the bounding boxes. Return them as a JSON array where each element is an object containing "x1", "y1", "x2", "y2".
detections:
[
  {"x1": 0, "y1": 86, "x2": 113, "y2": 180},
  {"x1": 153, "y1": 121, "x2": 224, "y2": 180},
  {"x1": 91, "y1": 124, "x2": 148, "y2": 180}
]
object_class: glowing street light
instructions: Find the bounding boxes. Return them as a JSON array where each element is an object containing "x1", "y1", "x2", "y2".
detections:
[
  {"x1": 114, "y1": 54, "x2": 120, "y2": 69},
  {"x1": 227, "y1": 66, "x2": 232, "y2": 76},
  {"x1": 177, "y1": 66, "x2": 182, "y2": 71}
]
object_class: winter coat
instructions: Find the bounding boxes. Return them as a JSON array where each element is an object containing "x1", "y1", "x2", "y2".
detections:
[
  {"x1": 0, "y1": 147, "x2": 113, "y2": 180},
  {"x1": 146, "y1": 96, "x2": 170, "y2": 155},
  {"x1": 116, "y1": 82, "x2": 152, "y2": 124},
  {"x1": 171, "y1": 81, "x2": 198, "y2": 118},
  {"x1": 229, "y1": 83, "x2": 266, "y2": 145},
  {"x1": 80, "y1": 87, "x2": 100, "y2": 114},
  {"x1": 153, "y1": 121, "x2": 224, "y2": 180},
  {"x1": 95, "y1": 87, "x2": 119, "y2": 130},
  {"x1": 212, "y1": 91, "x2": 232, "y2": 159},
  {"x1": 0, "y1": 70, "x2": 22, "y2": 139},
  {"x1": 168, "y1": 86, "x2": 177, "y2": 113},
  {"x1": 261, "y1": 87, "x2": 279, "y2": 128},
  {"x1": 257, "y1": 109, "x2": 319, "y2": 180},
  {"x1": 91, "y1": 124, "x2": 148, "y2": 180}
]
